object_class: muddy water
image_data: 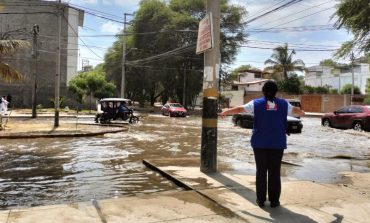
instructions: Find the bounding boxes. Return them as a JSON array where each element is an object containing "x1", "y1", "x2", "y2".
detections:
[{"x1": 0, "y1": 115, "x2": 369, "y2": 209}]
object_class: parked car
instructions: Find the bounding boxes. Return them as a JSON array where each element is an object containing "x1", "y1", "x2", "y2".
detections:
[
  {"x1": 321, "y1": 105, "x2": 370, "y2": 131},
  {"x1": 232, "y1": 113, "x2": 303, "y2": 134},
  {"x1": 161, "y1": 103, "x2": 187, "y2": 117}
]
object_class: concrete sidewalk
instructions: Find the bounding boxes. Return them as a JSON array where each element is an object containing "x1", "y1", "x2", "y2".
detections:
[
  {"x1": 2, "y1": 157, "x2": 370, "y2": 222},
  {"x1": 143, "y1": 157, "x2": 370, "y2": 223},
  {"x1": 0, "y1": 191, "x2": 247, "y2": 223}
]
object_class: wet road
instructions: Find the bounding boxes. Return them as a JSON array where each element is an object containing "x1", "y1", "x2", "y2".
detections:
[{"x1": 0, "y1": 115, "x2": 369, "y2": 209}]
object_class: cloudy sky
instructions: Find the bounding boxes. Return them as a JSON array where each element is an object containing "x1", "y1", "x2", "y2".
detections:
[{"x1": 60, "y1": 0, "x2": 353, "y2": 71}]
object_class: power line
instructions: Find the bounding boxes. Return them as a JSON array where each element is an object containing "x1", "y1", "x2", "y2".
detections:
[
  {"x1": 253, "y1": 6, "x2": 335, "y2": 34},
  {"x1": 245, "y1": 0, "x2": 303, "y2": 24},
  {"x1": 245, "y1": 0, "x2": 289, "y2": 19},
  {"x1": 127, "y1": 44, "x2": 196, "y2": 65},
  {"x1": 254, "y1": 0, "x2": 333, "y2": 27},
  {"x1": 62, "y1": 14, "x2": 103, "y2": 60},
  {"x1": 230, "y1": 60, "x2": 321, "y2": 65},
  {"x1": 248, "y1": 39, "x2": 340, "y2": 48},
  {"x1": 238, "y1": 45, "x2": 336, "y2": 52},
  {"x1": 127, "y1": 64, "x2": 203, "y2": 72},
  {"x1": 67, "y1": 3, "x2": 123, "y2": 20}
]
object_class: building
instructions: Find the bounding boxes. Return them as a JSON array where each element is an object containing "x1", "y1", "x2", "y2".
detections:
[
  {"x1": 0, "y1": 0, "x2": 84, "y2": 107},
  {"x1": 305, "y1": 63, "x2": 370, "y2": 94},
  {"x1": 231, "y1": 69, "x2": 269, "y2": 92}
]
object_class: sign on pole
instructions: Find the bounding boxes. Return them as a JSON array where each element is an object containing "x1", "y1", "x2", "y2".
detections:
[{"x1": 196, "y1": 13, "x2": 213, "y2": 54}]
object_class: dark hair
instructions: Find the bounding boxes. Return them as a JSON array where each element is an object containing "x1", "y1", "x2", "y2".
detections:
[{"x1": 262, "y1": 80, "x2": 278, "y2": 101}]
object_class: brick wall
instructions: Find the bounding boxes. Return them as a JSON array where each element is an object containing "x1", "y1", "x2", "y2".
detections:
[{"x1": 242, "y1": 91, "x2": 357, "y2": 113}]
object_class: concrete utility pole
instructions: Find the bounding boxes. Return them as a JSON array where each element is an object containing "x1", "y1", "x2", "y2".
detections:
[
  {"x1": 200, "y1": 0, "x2": 220, "y2": 173},
  {"x1": 350, "y1": 52, "x2": 355, "y2": 105},
  {"x1": 121, "y1": 13, "x2": 134, "y2": 98},
  {"x1": 32, "y1": 24, "x2": 39, "y2": 118},
  {"x1": 183, "y1": 65, "x2": 187, "y2": 108},
  {"x1": 54, "y1": 0, "x2": 62, "y2": 127}
]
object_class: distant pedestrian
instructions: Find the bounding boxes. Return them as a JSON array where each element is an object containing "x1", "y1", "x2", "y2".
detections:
[
  {"x1": 0, "y1": 96, "x2": 9, "y2": 115},
  {"x1": 219, "y1": 80, "x2": 305, "y2": 208}
]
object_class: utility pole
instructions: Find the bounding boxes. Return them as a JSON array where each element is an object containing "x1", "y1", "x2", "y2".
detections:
[
  {"x1": 200, "y1": 0, "x2": 220, "y2": 173},
  {"x1": 121, "y1": 13, "x2": 133, "y2": 98},
  {"x1": 32, "y1": 24, "x2": 39, "y2": 118},
  {"x1": 183, "y1": 63, "x2": 187, "y2": 108},
  {"x1": 350, "y1": 52, "x2": 355, "y2": 105},
  {"x1": 54, "y1": 0, "x2": 62, "y2": 127}
]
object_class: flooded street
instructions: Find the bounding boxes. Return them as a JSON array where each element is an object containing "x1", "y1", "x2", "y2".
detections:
[{"x1": 0, "y1": 114, "x2": 369, "y2": 209}]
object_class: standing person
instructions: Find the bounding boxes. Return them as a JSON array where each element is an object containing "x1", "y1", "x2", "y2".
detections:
[
  {"x1": 219, "y1": 80, "x2": 305, "y2": 208},
  {"x1": 0, "y1": 96, "x2": 9, "y2": 115}
]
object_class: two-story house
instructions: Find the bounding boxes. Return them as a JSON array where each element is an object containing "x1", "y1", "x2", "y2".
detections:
[{"x1": 231, "y1": 69, "x2": 269, "y2": 92}]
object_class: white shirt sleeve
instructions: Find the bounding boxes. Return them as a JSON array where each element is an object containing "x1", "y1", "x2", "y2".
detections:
[
  {"x1": 242, "y1": 100, "x2": 254, "y2": 114},
  {"x1": 286, "y1": 100, "x2": 293, "y2": 115}
]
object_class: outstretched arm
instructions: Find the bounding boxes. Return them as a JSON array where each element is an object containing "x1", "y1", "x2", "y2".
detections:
[
  {"x1": 218, "y1": 106, "x2": 245, "y2": 118},
  {"x1": 292, "y1": 106, "x2": 305, "y2": 116}
]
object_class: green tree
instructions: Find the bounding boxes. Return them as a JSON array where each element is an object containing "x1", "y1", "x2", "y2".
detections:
[
  {"x1": 277, "y1": 74, "x2": 301, "y2": 94},
  {"x1": 359, "y1": 53, "x2": 370, "y2": 64},
  {"x1": 340, "y1": 84, "x2": 361, "y2": 95},
  {"x1": 69, "y1": 67, "x2": 116, "y2": 111},
  {"x1": 333, "y1": 0, "x2": 370, "y2": 58},
  {"x1": 319, "y1": 59, "x2": 339, "y2": 67},
  {"x1": 264, "y1": 44, "x2": 305, "y2": 80},
  {"x1": 315, "y1": 86, "x2": 330, "y2": 94},
  {"x1": 365, "y1": 78, "x2": 370, "y2": 94},
  {"x1": 0, "y1": 39, "x2": 30, "y2": 82},
  {"x1": 104, "y1": 0, "x2": 247, "y2": 107}
]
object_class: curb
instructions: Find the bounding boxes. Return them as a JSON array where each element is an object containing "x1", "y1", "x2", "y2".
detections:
[
  {"x1": 143, "y1": 159, "x2": 193, "y2": 190},
  {"x1": 0, "y1": 129, "x2": 126, "y2": 139},
  {"x1": 142, "y1": 159, "x2": 251, "y2": 221}
]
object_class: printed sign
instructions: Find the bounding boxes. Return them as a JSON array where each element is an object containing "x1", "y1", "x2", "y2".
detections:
[{"x1": 196, "y1": 13, "x2": 213, "y2": 54}]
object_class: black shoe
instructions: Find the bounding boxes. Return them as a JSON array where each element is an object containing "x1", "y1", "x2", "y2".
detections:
[
  {"x1": 256, "y1": 199, "x2": 265, "y2": 208},
  {"x1": 270, "y1": 201, "x2": 280, "y2": 208}
]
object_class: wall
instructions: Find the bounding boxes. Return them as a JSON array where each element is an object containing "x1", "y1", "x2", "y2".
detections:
[
  {"x1": 0, "y1": 0, "x2": 81, "y2": 107},
  {"x1": 240, "y1": 90, "x2": 356, "y2": 113}
]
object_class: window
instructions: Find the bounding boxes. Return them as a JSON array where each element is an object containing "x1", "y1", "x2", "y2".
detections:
[
  {"x1": 350, "y1": 107, "x2": 363, "y2": 113},
  {"x1": 336, "y1": 107, "x2": 349, "y2": 113}
]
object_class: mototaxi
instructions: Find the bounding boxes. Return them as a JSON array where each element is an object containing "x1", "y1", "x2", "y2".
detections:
[{"x1": 95, "y1": 98, "x2": 139, "y2": 124}]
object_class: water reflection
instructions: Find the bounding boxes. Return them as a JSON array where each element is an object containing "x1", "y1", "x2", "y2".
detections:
[{"x1": 0, "y1": 115, "x2": 369, "y2": 209}]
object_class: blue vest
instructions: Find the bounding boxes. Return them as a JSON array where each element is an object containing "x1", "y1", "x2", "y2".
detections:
[{"x1": 251, "y1": 97, "x2": 288, "y2": 150}]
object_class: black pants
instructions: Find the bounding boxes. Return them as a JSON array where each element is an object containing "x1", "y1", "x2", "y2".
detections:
[{"x1": 253, "y1": 148, "x2": 284, "y2": 203}]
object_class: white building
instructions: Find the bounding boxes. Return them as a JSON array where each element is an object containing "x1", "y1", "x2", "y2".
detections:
[
  {"x1": 305, "y1": 63, "x2": 370, "y2": 94},
  {"x1": 231, "y1": 69, "x2": 269, "y2": 92}
]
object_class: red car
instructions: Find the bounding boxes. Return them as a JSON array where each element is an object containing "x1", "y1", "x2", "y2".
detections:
[
  {"x1": 321, "y1": 105, "x2": 370, "y2": 131},
  {"x1": 161, "y1": 103, "x2": 187, "y2": 117}
]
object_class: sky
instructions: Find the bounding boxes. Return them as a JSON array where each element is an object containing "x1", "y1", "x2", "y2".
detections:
[{"x1": 59, "y1": 0, "x2": 354, "y2": 71}]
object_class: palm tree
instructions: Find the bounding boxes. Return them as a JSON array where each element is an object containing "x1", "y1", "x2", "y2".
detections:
[
  {"x1": 264, "y1": 44, "x2": 305, "y2": 80},
  {"x1": 0, "y1": 39, "x2": 30, "y2": 83}
]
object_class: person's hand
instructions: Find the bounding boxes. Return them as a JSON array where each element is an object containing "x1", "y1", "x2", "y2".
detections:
[
  {"x1": 218, "y1": 112, "x2": 225, "y2": 119},
  {"x1": 299, "y1": 109, "x2": 305, "y2": 116}
]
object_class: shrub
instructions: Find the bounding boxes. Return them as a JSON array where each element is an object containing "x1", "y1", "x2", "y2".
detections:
[
  {"x1": 364, "y1": 96, "x2": 370, "y2": 105},
  {"x1": 340, "y1": 84, "x2": 361, "y2": 94}
]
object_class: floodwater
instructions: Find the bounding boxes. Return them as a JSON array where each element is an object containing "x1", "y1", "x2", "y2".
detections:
[{"x1": 0, "y1": 114, "x2": 369, "y2": 209}]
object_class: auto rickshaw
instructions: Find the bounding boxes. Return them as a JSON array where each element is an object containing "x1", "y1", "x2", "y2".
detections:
[{"x1": 95, "y1": 98, "x2": 139, "y2": 124}]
